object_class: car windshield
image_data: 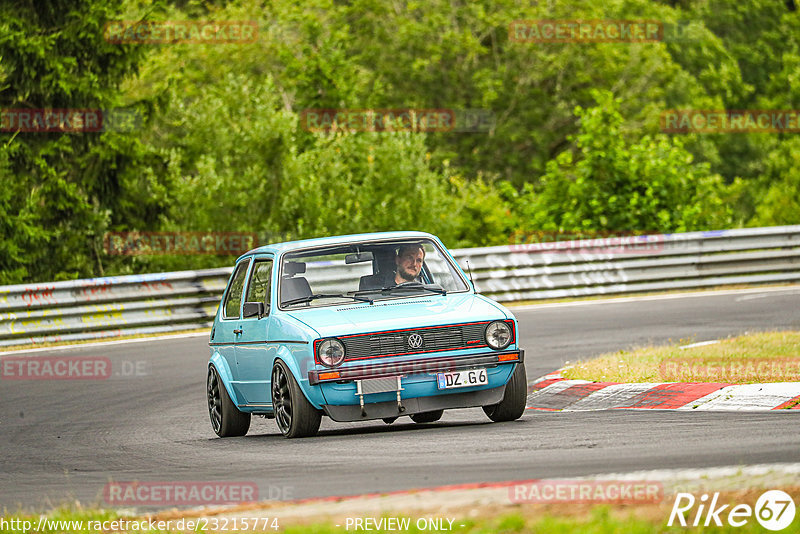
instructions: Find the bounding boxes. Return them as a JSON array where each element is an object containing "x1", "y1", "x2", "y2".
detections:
[{"x1": 279, "y1": 238, "x2": 469, "y2": 309}]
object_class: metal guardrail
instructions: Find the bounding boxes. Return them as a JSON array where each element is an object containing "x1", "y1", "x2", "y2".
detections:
[
  {"x1": 0, "y1": 270, "x2": 230, "y2": 347},
  {"x1": 455, "y1": 225, "x2": 800, "y2": 301},
  {"x1": 1, "y1": 226, "x2": 799, "y2": 347}
]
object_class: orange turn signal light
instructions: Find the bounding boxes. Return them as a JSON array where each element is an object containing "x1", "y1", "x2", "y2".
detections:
[
  {"x1": 498, "y1": 353, "x2": 518, "y2": 362},
  {"x1": 318, "y1": 371, "x2": 341, "y2": 380}
]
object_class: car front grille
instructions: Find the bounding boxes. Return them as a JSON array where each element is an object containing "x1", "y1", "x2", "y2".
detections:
[{"x1": 341, "y1": 322, "x2": 487, "y2": 361}]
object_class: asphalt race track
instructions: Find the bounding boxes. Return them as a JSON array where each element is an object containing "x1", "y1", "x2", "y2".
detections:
[{"x1": 2, "y1": 287, "x2": 800, "y2": 511}]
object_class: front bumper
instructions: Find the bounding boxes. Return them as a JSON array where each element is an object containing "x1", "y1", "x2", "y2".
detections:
[
  {"x1": 307, "y1": 349, "x2": 524, "y2": 385},
  {"x1": 322, "y1": 384, "x2": 506, "y2": 422}
]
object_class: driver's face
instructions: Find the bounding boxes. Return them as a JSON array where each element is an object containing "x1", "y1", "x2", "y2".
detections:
[{"x1": 396, "y1": 248, "x2": 424, "y2": 281}]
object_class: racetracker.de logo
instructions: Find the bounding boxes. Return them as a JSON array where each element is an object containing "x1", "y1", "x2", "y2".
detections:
[
  {"x1": 1, "y1": 356, "x2": 112, "y2": 380},
  {"x1": 508, "y1": 230, "x2": 665, "y2": 255},
  {"x1": 509, "y1": 480, "x2": 663, "y2": 503},
  {"x1": 301, "y1": 109, "x2": 456, "y2": 133},
  {"x1": 103, "y1": 481, "x2": 258, "y2": 506},
  {"x1": 1, "y1": 108, "x2": 144, "y2": 133},
  {"x1": 660, "y1": 357, "x2": 800, "y2": 383},
  {"x1": 509, "y1": 20, "x2": 663, "y2": 43},
  {"x1": 1, "y1": 109, "x2": 102, "y2": 133},
  {"x1": 300, "y1": 108, "x2": 495, "y2": 133},
  {"x1": 103, "y1": 232, "x2": 257, "y2": 256},
  {"x1": 661, "y1": 110, "x2": 800, "y2": 134},
  {"x1": 104, "y1": 20, "x2": 258, "y2": 44}
]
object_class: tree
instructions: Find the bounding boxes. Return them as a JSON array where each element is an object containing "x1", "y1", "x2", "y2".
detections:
[
  {"x1": 750, "y1": 138, "x2": 800, "y2": 226},
  {"x1": 0, "y1": 0, "x2": 161, "y2": 282},
  {"x1": 518, "y1": 91, "x2": 730, "y2": 234}
]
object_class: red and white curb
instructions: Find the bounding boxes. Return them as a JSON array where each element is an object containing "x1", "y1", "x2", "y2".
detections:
[{"x1": 526, "y1": 373, "x2": 800, "y2": 411}]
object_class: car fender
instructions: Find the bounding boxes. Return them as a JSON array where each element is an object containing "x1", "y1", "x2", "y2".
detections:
[
  {"x1": 209, "y1": 352, "x2": 241, "y2": 407},
  {"x1": 474, "y1": 293, "x2": 515, "y2": 320},
  {"x1": 274, "y1": 349, "x2": 326, "y2": 409}
]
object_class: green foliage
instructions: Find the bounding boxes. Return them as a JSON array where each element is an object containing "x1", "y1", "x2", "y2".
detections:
[
  {"x1": 750, "y1": 137, "x2": 800, "y2": 226},
  {"x1": 0, "y1": 0, "x2": 160, "y2": 283},
  {"x1": 3, "y1": 0, "x2": 800, "y2": 283},
  {"x1": 340, "y1": 0, "x2": 725, "y2": 187},
  {"x1": 520, "y1": 91, "x2": 731, "y2": 233},
  {"x1": 122, "y1": 69, "x2": 463, "y2": 272},
  {"x1": 444, "y1": 174, "x2": 517, "y2": 248}
]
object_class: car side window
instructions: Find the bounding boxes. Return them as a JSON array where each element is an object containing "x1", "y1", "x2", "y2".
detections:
[
  {"x1": 223, "y1": 259, "x2": 250, "y2": 319},
  {"x1": 246, "y1": 259, "x2": 273, "y2": 307}
]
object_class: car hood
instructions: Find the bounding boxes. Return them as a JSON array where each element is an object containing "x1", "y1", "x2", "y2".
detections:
[{"x1": 285, "y1": 293, "x2": 509, "y2": 338}]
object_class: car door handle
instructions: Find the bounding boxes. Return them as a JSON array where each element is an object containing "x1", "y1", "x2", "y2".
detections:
[{"x1": 233, "y1": 328, "x2": 243, "y2": 334}]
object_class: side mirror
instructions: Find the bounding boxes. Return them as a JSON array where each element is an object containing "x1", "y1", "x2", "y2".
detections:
[{"x1": 243, "y1": 301, "x2": 265, "y2": 319}]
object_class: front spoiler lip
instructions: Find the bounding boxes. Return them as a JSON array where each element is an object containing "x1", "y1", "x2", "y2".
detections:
[{"x1": 307, "y1": 349, "x2": 523, "y2": 385}]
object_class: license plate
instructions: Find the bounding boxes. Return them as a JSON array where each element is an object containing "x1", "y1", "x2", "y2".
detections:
[{"x1": 436, "y1": 368, "x2": 488, "y2": 390}]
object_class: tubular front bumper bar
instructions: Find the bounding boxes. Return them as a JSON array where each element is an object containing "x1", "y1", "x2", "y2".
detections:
[{"x1": 307, "y1": 349, "x2": 523, "y2": 385}]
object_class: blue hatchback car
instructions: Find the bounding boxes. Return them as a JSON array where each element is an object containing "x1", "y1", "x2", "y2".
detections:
[{"x1": 207, "y1": 231, "x2": 526, "y2": 438}]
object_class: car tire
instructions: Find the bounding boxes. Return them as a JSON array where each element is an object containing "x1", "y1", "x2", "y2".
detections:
[
  {"x1": 207, "y1": 366, "x2": 251, "y2": 437},
  {"x1": 271, "y1": 360, "x2": 322, "y2": 438},
  {"x1": 409, "y1": 410, "x2": 444, "y2": 423},
  {"x1": 483, "y1": 362, "x2": 527, "y2": 422}
]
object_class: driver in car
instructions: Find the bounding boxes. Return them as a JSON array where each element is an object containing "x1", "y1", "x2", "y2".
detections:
[
  {"x1": 393, "y1": 243, "x2": 425, "y2": 284},
  {"x1": 359, "y1": 243, "x2": 426, "y2": 290}
]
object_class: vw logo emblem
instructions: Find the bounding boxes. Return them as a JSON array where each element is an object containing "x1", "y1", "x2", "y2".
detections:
[{"x1": 407, "y1": 333, "x2": 424, "y2": 349}]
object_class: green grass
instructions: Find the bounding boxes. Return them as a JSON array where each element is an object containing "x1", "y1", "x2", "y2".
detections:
[{"x1": 561, "y1": 330, "x2": 800, "y2": 384}]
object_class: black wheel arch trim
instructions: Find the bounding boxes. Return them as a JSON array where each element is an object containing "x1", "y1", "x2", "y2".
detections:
[
  {"x1": 274, "y1": 356, "x2": 322, "y2": 407},
  {"x1": 208, "y1": 362, "x2": 240, "y2": 407}
]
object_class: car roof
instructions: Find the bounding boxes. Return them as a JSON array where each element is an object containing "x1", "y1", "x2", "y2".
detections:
[{"x1": 236, "y1": 231, "x2": 438, "y2": 261}]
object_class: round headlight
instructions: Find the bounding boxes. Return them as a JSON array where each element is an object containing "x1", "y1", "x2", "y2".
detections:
[
  {"x1": 317, "y1": 338, "x2": 345, "y2": 367},
  {"x1": 485, "y1": 321, "x2": 512, "y2": 350}
]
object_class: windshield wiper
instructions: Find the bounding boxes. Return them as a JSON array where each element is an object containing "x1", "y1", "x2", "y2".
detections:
[
  {"x1": 356, "y1": 282, "x2": 447, "y2": 296},
  {"x1": 282, "y1": 293, "x2": 373, "y2": 307}
]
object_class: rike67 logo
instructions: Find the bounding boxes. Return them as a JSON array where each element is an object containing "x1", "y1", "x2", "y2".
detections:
[{"x1": 669, "y1": 490, "x2": 796, "y2": 531}]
